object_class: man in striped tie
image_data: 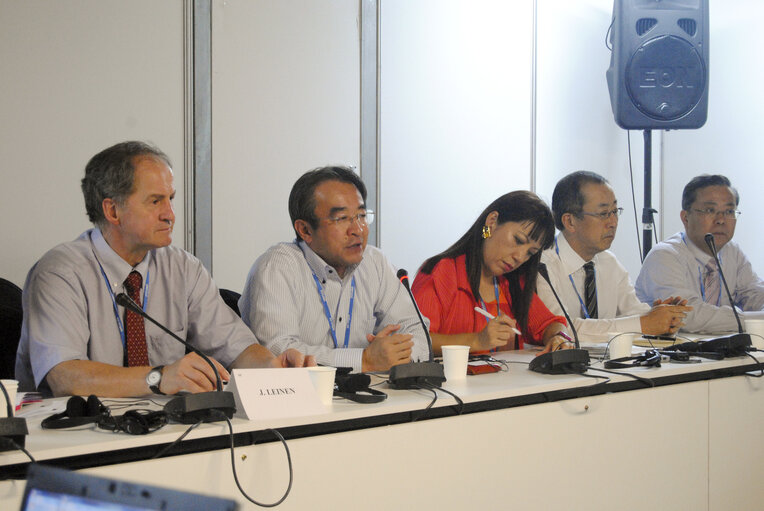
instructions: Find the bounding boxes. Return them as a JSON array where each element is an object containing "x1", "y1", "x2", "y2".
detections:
[
  {"x1": 636, "y1": 175, "x2": 764, "y2": 333},
  {"x1": 16, "y1": 141, "x2": 313, "y2": 397},
  {"x1": 537, "y1": 171, "x2": 690, "y2": 339}
]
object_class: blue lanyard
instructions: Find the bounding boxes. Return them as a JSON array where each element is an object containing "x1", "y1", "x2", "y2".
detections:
[
  {"x1": 311, "y1": 272, "x2": 355, "y2": 349},
  {"x1": 555, "y1": 236, "x2": 594, "y2": 319},
  {"x1": 681, "y1": 233, "x2": 722, "y2": 306},
  {"x1": 92, "y1": 247, "x2": 150, "y2": 349},
  {"x1": 478, "y1": 278, "x2": 501, "y2": 325}
]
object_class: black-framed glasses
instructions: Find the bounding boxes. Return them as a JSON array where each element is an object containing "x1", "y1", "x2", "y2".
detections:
[
  {"x1": 691, "y1": 207, "x2": 740, "y2": 219},
  {"x1": 579, "y1": 207, "x2": 624, "y2": 221},
  {"x1": 325, "y1": 210, "x2": 375, "y2": 229}
]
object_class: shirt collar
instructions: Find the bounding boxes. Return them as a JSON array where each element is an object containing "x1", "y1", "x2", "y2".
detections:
[
  {"x1": 555, "y1": 233, "x2": 593, "y2": 275},
  {"x1": 90, "y1": 228, "x2": 151, "y2": 291},
  {"x1": 296, "y1": 239, "x2": 360, "y2": 282},
  {"x1": 681, "y1": 231, "x2": 719, "y2": 266}
]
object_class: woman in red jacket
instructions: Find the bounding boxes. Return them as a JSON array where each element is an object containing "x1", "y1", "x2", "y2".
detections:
[{"x1": 412, "y1": 191, "x2": 571, "y2": 356}]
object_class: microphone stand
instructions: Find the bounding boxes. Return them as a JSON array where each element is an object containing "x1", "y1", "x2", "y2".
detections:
[
  {"x1": 0, "y1": 381, "x2": 28, "y2": 452},
  {"x1": 388, "y1": 269, "x2": 445, "y2": 389},
  {"x1": 529, "y1": 263, "x2": 590, "y2": 374},
  {"x1": 116, "y1": 293, "x2": 235, "y2": 424},
  {"x1": 693, "y1": 233, "x2": 751, "y2": 356}
]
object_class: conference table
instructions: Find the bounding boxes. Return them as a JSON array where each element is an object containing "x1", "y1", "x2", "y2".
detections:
[{"x1": 1, "y1": 347, "x2": 763, "y2": 510}]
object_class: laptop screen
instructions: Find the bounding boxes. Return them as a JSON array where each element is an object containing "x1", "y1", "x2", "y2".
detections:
[{"x1": 20, "y1": 464, "x2": 238, "y2": 511}]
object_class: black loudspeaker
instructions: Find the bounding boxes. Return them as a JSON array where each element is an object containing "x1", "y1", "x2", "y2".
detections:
[{"x1": 606, "y1": 0, "x2": 709, "y2": 129}]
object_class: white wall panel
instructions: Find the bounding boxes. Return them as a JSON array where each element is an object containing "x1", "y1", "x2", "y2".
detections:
[
  {"x1": 211, "y1": 0, "x2": 360, "y2": 291},
  {"x1": 379, "y1": 0, "x2": 534, "y2": 275},
  {"x1": 0, "y1": 0, "x2": 185, "y2": 287}
]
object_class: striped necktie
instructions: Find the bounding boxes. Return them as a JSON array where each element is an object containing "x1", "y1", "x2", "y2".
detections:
[
  {"x1": 703, "y1": 260, "x2": 721, "y2": 305},
  {"x1": 583, "y1": 261, "x2": 598, "y2": 319}
]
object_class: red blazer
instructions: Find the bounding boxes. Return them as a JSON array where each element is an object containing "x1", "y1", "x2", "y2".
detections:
[{"x1": 412, "y1": 254, "x2": 565, "y2": 349}]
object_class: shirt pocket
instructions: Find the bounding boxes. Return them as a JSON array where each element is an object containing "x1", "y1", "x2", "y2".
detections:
[{"x1": 146, "y1": 323, "x2": 187, "y2": 364}]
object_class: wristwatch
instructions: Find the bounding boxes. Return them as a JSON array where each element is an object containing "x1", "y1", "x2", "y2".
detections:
[{"x1": 146, "y1": 365, "x2": 165, "y2": 395}]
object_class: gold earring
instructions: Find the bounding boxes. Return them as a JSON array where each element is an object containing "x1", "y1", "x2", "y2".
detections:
[{"x1": 482, "y1": 225, "x2": 491, "y2": 239}]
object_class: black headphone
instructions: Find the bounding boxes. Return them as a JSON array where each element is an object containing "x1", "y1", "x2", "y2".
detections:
[
  {"x1": 97, "y1": 409, "x2": 167, "y2": 435},
  {"x1": 42, "y1": 395, "x2": 167, "y2": 435},
  {"x1": 41, "y1": 395, "x2": 108, "y2": 429},
  {"x1": 604, "y1": 349, "x2": 662, "y2": 369},
  {"x1": 334, "y1": 372, "x2": 387, "y2": 404}
]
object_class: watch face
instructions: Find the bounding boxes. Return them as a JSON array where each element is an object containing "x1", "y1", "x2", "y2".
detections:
[{"x1": 147, "y1": 370, "x2": 161, "y2": 385}]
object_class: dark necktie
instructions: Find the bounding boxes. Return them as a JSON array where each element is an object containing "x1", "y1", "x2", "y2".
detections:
[
  {"x1": 124, "y1": 271, "x2": 149, "y2": 367},
  {"x1": 583, "y1": 261, "x2": 598, "y2": 319}
]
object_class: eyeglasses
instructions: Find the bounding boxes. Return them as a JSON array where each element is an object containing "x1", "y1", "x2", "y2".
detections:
[
  {"x1": 325, "y1": 210, "x2": 375, "y2": 229},
  {"x1": 579, "y1": 207, "x2": 624, "y2": 221},
  {"x1": 691, "y1": 207, "x2": 741, "y2": 219}
]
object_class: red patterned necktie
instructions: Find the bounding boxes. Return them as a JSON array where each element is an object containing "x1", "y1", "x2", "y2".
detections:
[{"x1": 124, "y1": 271, "x2": 149, "y2": 367}]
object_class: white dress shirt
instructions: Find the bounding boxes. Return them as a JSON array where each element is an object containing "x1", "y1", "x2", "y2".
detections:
[
  {"x1": 537, "y1": 234, "x2": 649, "y2": 338},
  {"x1": 239, "y1": 241, "x2": 429, "y2": 371},
  {"x1": 636, "y1": 232, "x2": 764, "y2": 333}
]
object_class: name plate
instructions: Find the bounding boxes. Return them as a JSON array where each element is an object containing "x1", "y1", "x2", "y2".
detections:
[{"x1": 227, "y1": 368, "x2": 326, "y2": 420}]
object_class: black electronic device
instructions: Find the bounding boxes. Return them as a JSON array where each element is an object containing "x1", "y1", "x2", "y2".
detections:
[
  {"x1": 334, "y1": 371, "x2": 387, "y2": 403},
  {"x1": 388, "y1": 269, "x2": 446, "y2": 389},
  {"x1": 0, "y1": 379, "x2": 27, "y2": 452},
  {"x1": 530, "y1": 264, "x2": 590, "y2": 375},
  {"x1": 115, "y1": 293, "x2": 236, "y2": 423},
  {"x1": 604, "y1": 349, "x2": 662, "y2": 369},
  {"x1": 42, "y1": 395, "x2": 169, "y2": 435},
  {"x1": 606, "y1": 0, "x2": 709, "y2": 129},
  {"x1": 20, "y1": 463, "x2": 238, "y2": 511},
  {"x1": 41, "y1": 394, "x2": 107, "y2": 429}
]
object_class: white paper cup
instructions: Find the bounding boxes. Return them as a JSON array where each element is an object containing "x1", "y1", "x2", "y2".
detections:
[
  {"x1": 442, "y1": 345, "x2": 470, "y2": 381},
  {"x1": 744, "y1": 319, "x2": 764, "y2": 350},
  {"x1": 307, "y1": 367, "x2": 336, "y2": 405},
  {"x1": 0, "y1": 379, "x2": 19, "y2": 418},
  {"x1": 607, "y1": 333, "x2": 634, "y2": 360}
]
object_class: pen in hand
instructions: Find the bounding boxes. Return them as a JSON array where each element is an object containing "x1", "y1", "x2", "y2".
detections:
[{"x1": 474, "y1": 306, "x2": 522, "y2": 336}]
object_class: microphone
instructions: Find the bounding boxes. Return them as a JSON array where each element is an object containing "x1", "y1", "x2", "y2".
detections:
[
  {"x1": 528, "y1": 263, "x2": 589, "y2": 374},
  {"x1": 387, "y1": 269, "x2": 445, "y2": 389},
  {"x1": 697, "y1": 233, "x2": 752, "y2": 356},
  {"x1": 397, "y1": 269, "x2": 434, "y2": 362},
  {"x1": 0, "y1": 380, "x2": 28, "y2": 453},
  {"x1": 115, "y1": 293, "x2": 235, "y2": 424}
]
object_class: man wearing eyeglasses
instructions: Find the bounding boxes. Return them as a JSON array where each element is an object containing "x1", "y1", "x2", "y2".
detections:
[
  {"x1": 239, "y1": 166, "x2": 428, "y2": 372},
  {"x1": 536, "y1": 171, "x2": 691, "y2": 339},
  {"x1": 636, "y1": 174, "x2": 764, "y2": 333}
]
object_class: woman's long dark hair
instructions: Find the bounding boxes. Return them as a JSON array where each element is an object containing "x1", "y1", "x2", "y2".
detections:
[{"x1": 419, "y1": 190, "x2": 555, "y2": 338}]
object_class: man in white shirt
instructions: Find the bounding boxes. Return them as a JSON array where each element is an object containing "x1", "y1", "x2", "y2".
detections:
[
  {"x1": 537, "y1": 171, "x2": 690, "y2": 338},
  {"x1": 239, "y1": 166, "x2": 429, "y2": 372},
  {"x1": 16, "y1": 141, "x2": 312, "y2": 397},
  {"x1": 636, "y1": 174, "x2": 764, "y2": 333}
]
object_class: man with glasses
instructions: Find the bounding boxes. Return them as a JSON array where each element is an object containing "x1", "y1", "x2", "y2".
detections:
[
  {"x1": 636, "y1": 174, "x2": 764, "y2": 333},
  {"x1": 537, "y1": 171, "x2": 690, "y2": 338},
  {"x1": 239, "y1": 166, "x2": 428, "y2": 372}
]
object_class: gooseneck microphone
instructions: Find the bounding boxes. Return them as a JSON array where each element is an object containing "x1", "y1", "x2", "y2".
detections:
[
  {"x1": 693, "y1": 233, "x2": 752, "y2": 356},
  {"x1": 397, "y1": 269, "x2": 434, "y2": 362},
  {"x1": 388, "y1": 269, "x2": 445, "y2": 389},
  {"x1": 704, "y1": 233, "x2": 744, "y2": 333},
  {"x1": 115, "y1": 293, "x2": 235, "y2": 423},
  {"x1": 528, "y1": 263, "x2": 589, "y2": 374}
]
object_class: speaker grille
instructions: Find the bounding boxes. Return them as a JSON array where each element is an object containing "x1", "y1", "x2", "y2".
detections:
[
  {"x1": 636, "y1": 18, "x2": 657, "y2": 36},
  {"x1": 678, "y1": 18, "x2": 697, "y2": 36}
]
